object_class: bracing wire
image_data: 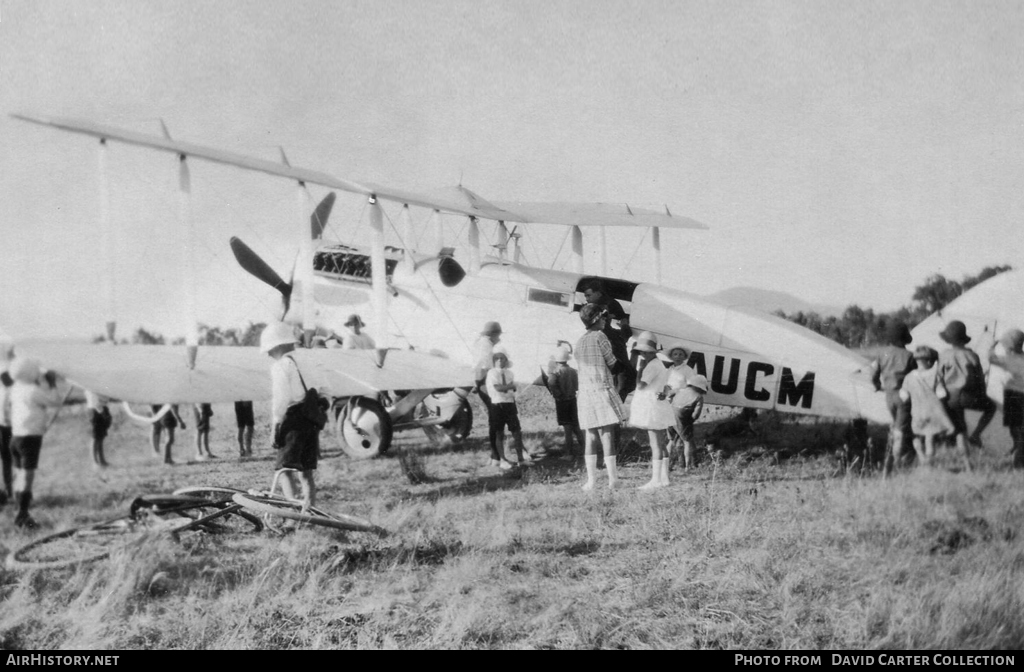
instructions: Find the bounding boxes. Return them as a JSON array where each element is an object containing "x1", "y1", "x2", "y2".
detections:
[
  {"x1": 549, "y1": 227, "x2": 572, "y2": 270},
  {"x1": 623, "y1": 227, "x2": 650, "y2": 277},
  {"x1": 376, "y1": 206, "x2": 474, "y2": 353}
]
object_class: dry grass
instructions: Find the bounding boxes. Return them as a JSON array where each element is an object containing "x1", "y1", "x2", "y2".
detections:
[{"x1": 1, "y1": 390, "x2": 1022, "y2": 649}]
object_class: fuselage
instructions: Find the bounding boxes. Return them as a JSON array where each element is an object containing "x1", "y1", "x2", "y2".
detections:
[{"x1": 288, "y1": 244, "x2": 889, "y2": 424}]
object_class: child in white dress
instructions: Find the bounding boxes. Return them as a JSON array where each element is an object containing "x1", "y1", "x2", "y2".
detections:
[
  {"x1": 898, "y1": 345, "x2": 954, "y2": 466},
  {"x1": 629, "y1": 332, "x2": 675, "y2": 489}
]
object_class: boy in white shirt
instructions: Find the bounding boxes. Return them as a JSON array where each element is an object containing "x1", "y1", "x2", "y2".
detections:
[
  {"x1": 263, "y1": 322, "x2": 318, "y2": 508},
  {"x1": 8, "y1": 357, "x2": 61, "y2": 528},
  {"x1": 485, "y1": 346, "x2": 530, "y2": 469}
]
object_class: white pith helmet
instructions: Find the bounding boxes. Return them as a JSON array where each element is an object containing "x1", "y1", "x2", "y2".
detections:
[
  {"x1": 260, "y1": 322, "x2": 298, "y2": 354},
  {"x1": 9, "y1": 356, "x2": 41, "y2": 383}
]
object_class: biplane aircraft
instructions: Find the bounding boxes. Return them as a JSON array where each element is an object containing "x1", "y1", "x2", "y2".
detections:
[{"x1": 11, "y1": 113, "x2": 890, "y2": 458}]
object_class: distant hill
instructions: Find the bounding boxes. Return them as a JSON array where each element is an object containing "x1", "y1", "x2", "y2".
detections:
[{"x1": 705, "y1": 287, "x2": 844, "y2": 318}]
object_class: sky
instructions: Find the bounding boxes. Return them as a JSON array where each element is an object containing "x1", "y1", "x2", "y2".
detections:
[{"x1": 2, "y1": 0, "x2": 1023, "y2": 339}]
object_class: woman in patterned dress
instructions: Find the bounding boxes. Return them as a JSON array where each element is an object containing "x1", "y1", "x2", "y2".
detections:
[{"x1": 574, "y1": 303, "x2": 626, "y2": 490}]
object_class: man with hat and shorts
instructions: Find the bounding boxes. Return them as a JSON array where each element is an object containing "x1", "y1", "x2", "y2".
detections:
[
  {"x1": 262, "y1": 322, "x2": 319, "y2": 508},
  {"x1": 937, "y1": 320, "x2": 996, "y2": 471},
  {"x1": 341, "y1": 314, "x2": 376, "y2": 350},
  {"x1": 869, "y1": 321, "x2": 916, "y2": 470},
  {"x1": 575, "y1": 303, "x2": 626, "y2": 490}
]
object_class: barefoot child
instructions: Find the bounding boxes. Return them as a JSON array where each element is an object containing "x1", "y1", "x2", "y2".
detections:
[
  {"x1": 987, "y1": 328, "x2": 1024, "y2": 469},
  {"x1": 486, "y1": 345, "x2": 530, "y2": 468},
  {"x1": 85, "y1": 390, "x2": 112, "y2": 468},
  {"x1": 629, "y1": 332, "x2": 675, "y2": 489},
  {"x1": 898, "y1": 346, "x2": 954, "y2": 466},
  {"x1": 234, "y1": 400, "x2": 255, "y2": 457},
  {"x1": 546, "y1": 345, "x2": 585, "y2": 457},
  {"x1": 193, "y1": 403, "x2": 216, "y2": 461}
]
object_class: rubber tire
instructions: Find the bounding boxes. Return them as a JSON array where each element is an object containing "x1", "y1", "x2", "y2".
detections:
[
  {"x1": 231, "y1": 493, "x2": 383, "y2": 534},
  {"x1": 172, "y1": 486, "x2": 247, "y2": 503},
  {"x1": 334, "y1": 396, "x2": 394, "y2": 459},
  {"x1": 423, "y1": 396, "x2": 473, "y2": 445},
  {"x1": 7, "y1": 517, "x2": 138, "y2": 570}
]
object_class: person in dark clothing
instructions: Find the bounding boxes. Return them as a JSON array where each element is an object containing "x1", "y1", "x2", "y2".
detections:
[{"x1": 869, "y1": 321, "x2": 916, "y2": 469}]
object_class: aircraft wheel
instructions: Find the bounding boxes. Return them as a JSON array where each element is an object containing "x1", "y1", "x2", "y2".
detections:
[
  {"x1": 427, "y1": 397, "x2": 474, "y2": 446},
  {"x1": 334, "y1": 397, "x2": 393, "y2": 459}
]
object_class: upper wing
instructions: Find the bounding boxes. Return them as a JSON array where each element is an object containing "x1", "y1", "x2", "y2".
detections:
[
  {"x1": 13, "y1": 113, "x2": 703, "y2": 229},
  {"x1": 16, "y1": 341, "x2": 474, "y2": 404},
  {"x1": 492, "y1": 202, "x2": 707, "y2": 229}
]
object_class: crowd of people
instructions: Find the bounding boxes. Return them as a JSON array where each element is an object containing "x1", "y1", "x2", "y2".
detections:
[
  {"x1": 870, "y1": 319, "x2": 1023, "y2": 471},
  {"x1": 3, "y1": 302, "x2": 1023, "y2": 529}
]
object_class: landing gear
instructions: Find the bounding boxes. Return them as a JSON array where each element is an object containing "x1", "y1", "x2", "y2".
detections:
[
  {"x1": 419, "y1": 393, "x2": 473, "y2": 447},
  {"x1": 334, "y1": 397, "x2": 394, "y2": 459}
]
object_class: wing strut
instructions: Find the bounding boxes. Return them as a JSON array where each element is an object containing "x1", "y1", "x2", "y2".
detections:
[
  {"x1": 651, "y1": 226, "x2": 662, "y2": 285},
  {"x1": 178, "y1": 153, "x2": 199, "y2": 368},
  {"x1": 369, "y1": 196, "x2": 388, "y2": 348},
  {"x1": 571, "y1": 225, "x2": 584, "y2": 274},
  {"x1": 296, "y1": 182, "x2": 315, "y2": 345},
  {"x1": 97, "y1": 139, "x2": 116, "y2": 342},
  {"x1": 400, "y1": 204, "x2": 415, "y2": 274},
  {"x1": 496, "y1": 221, "x2": 508, "y2": 261},
  {"x1": 468, "y1": 216, "x2": 481, "y2": 273}
]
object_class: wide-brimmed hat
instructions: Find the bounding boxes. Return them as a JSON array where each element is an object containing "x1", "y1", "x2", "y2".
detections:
[
  {"x1": 491, "y1": 344, "x2": 511, "y2": 366},
  {"x1": 481, "y1": 321, "x2": 503, "y2": 336},
  {"x1": 632, "y1": 330, "x2": 660, "y2": 353},
  {"x1": 344, "y1": 314, "x2": 365, "y2": 328},
  {"x1": 885, "y1": 321, "x2": 913, "y2": 347},
  {"x1": 259, "y1": 322, "x2": 297, "y2": 354},
  {"x1": 579, "y1": 304, "x2": 606, "y2": 328},
  {"x1": 913, "y1": 345, "x2": 938, "y2": 362},
  {"x1": 553, "y1": 345, "x2": 571, "y2": 363},
  {"x1": 939, "y1": 320, "x2": 971, "y2": 345},
  {"x1": 9, "y1": 357, "x2": 41, "y2": 384},
  {"x1": 688, "y1": 374, "x2": 709, "y2": 392},
  {"x1": 1001, "y1": 328, "x2": 1024, "y2": 352},
  {"x1": 663, "y1": 342, "x2": 690, "y2": 358}
]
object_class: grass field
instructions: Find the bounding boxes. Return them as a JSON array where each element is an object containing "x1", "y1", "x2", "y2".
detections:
[{"x1": 1, "y1": 389, "x2": 1022, "y2": 650}]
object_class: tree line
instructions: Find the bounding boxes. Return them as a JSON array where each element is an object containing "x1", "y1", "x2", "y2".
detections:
[
  {"x1": 98, "y1": 322, "x2": 268, "y2": 347},
  {"x1": 773, "y1": 265, "x2": 1012, "y2": 349}
]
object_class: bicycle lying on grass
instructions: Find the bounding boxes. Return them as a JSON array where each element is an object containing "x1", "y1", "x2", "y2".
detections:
[
  {"x1": 226, "y1": 468, "x2": 387, "y2": 536},
  {"x1": 6, "y1": 470, "x2": 385, "y2": 571},
  {"x1": 6, "y1": 493, "x2": 263, "y2": 570}
]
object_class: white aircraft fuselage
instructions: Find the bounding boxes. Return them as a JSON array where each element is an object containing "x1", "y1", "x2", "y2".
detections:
[{"x1": 290, "y1": 243, "x2": 890, "y2": 424}]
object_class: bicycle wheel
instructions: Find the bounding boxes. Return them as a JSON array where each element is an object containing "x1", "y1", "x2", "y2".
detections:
[
  {"x1": 231, "y1": 493, "x2": 384, "y2": 534},
  {"x1": 7, "y1": 517, "x2": 139, "y2": 570},
  {"x1": 172, "y1": 486, "x2": 246, "y2": 503},
  {"x1": 132, "y1": 494, "x2": 263, "y2": 533}
]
